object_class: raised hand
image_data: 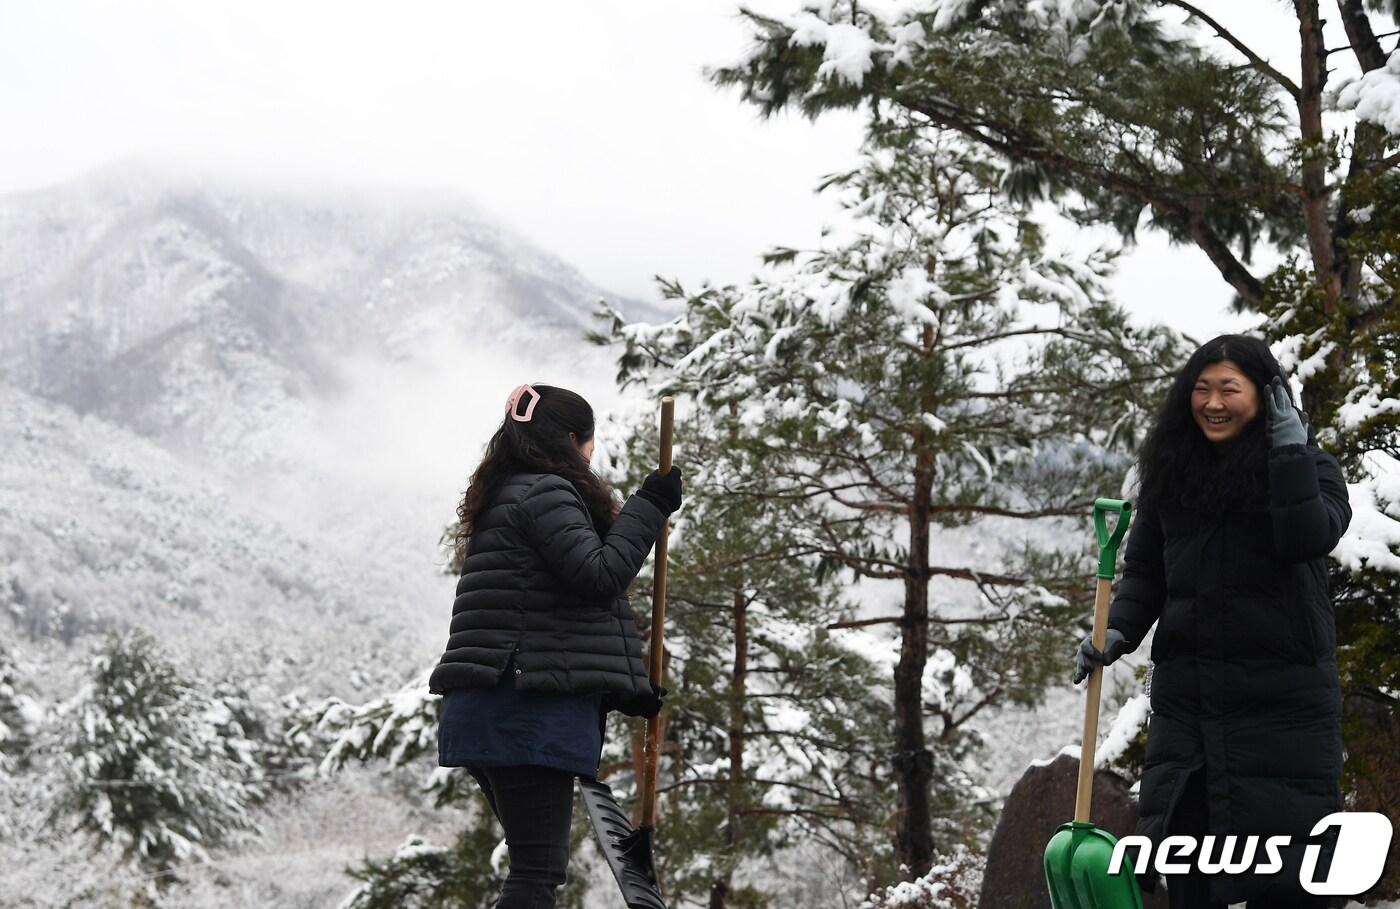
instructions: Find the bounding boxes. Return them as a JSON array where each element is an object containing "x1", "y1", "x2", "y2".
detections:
[
  {"x1": 1265, "y1": 376, "x2": 1307, "y2": 449},
  {"x1": 637, "y1": 466, "x2": 683, "y2": 515}
]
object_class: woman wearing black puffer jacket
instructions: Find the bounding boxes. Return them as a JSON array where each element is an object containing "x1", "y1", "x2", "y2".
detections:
[
  {"x1": 1074, "y1": 335, "x2": 1351, "y2": 908},
  {"x1": 428, "y1": 382, "x2": 681, "y2": 909}
]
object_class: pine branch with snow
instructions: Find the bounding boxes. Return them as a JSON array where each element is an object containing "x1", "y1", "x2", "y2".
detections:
[
  {"x1": 301, "y1": 668, "x2": 479, "y2": 809},
  {"x1": 0, "y1": 641, "x2": 40, "y2": 777},
  {"x1": 336, "y1": 822, "x2": 507, "y2": 909},
  {"x1": 860, "y1": 843, "x2": 984, "y2": 909}
]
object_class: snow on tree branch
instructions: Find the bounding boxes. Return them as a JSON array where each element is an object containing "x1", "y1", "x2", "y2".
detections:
[
  {"x1": 313, "y1": 667, "x2": 438, "y2": 773},
  {"x1": 727, "y1": 0, "x2": 1158, "y2": 92},
  {"x1": 1333, "y1": 52, "x2": 1400, "y2": 137}
]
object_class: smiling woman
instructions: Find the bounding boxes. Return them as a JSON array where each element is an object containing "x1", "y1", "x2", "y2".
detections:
[
  {"x1": 1074, "y1": 333, "x2": 1353, "y2": 907},
  {"x1": 1134, "y1": 336, "x2": 1282, "y2": 516},
  {"x1": 1191, "y1": 360, "x2": 1262, "y2": 442}
]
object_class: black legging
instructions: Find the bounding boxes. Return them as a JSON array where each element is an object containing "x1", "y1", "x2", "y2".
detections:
[
  {"x1": 469, "y1": 764, "x2": 576, "y2": 909},
  {"x1": 1166, "y1": 768, "x2": 1331, "y2": 909}
]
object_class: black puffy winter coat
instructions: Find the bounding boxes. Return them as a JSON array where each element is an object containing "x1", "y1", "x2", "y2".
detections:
[
  {"x1": 427, "y1": 472, "x2": 667, "y2": 703},
  {"x1": 1109, "y1": 440, "x2": 1352, "y2": 903}
]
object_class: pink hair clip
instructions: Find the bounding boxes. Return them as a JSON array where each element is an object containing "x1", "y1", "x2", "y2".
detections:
[{"x1": 505, "y1": 383, "x2": 541, "y2": 422}]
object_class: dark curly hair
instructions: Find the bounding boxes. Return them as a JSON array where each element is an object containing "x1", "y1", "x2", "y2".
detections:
[
  {"x1": 1136, "y1": 334, "x2": 1293, "y2": 515},
  {"x1": 447, "y1": 384, "x2": 620, "y2": 573}
]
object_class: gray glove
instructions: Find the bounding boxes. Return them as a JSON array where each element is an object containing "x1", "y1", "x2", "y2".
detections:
[
  {"x1": 1074, "y1": 628, "x2": 1133, "y2": 684},
  {"x1": 1266, "y1": 376, "x2": 1308, "y2": 449}
]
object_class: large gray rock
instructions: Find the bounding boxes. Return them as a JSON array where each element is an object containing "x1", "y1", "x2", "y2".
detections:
[{"x1": 978, "y1": 753, "x2": 1168, "y2": 909}]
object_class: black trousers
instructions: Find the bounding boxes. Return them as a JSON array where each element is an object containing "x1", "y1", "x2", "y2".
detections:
[
  {"x1": 469, "y1": 764, "x2": 576, "y2": 909},
  {"x1": 1166, "y1": 769, "x2": 1330, "y2": 909}
]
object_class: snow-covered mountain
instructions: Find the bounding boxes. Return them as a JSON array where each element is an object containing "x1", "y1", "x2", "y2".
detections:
[
  {"x1": 0, "y1": 161, "x2": 665, "y2": 473},
  {"x1": 0, "y1": 162, "x2": 665, "y2": 694}
]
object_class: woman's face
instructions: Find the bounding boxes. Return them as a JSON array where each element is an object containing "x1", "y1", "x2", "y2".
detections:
[
  {"x1": 1191, "y1": 360, "x2": 1260, "y2": 442},
  {"x1": 570, "y1": 432, "x2": 595, "y2": 465}
]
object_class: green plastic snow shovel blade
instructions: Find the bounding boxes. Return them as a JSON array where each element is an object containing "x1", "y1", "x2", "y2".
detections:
[
  {"x1": 1045, "y1": 821, "x2": 1144, "y2": 909},
  {"x1": 1043, "y1": 498, "x2": 1143, "y2": 909}
]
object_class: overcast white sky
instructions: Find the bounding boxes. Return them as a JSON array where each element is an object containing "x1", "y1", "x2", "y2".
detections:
[{"x1": 1, "y1": 0, "x2": 1348, "y2": 340}]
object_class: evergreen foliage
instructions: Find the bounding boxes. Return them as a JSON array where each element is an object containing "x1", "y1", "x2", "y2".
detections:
[
  {"x1": 0, "y1": 641, "x2": 37, "y2": 774},
  {"x1": 305, "y1": 673, "x2": 507, "y2": 903},
  {"x1": 859, "y1": 843, "x2": 983, "y2": 908},
  {"x1": 0, "y1": 642, "x2": 42, "y2": 844},
  {"x1": 337, "y1": 809, "x2": 597, "y2": 909},
  {"x1": 598, "y1": 398, "x2": 898, "y2": 903},
  {"x1": 591, "y1": 130, "x2": 1182, "y2": 880},
  {"x1": 52, "y1": 632, "x2": 270, "y2": 880},
  {"x1": 304, "y1": 667, "x2": 478, "y2": 808},
  {"x1": 337, "y1": 825, "x2": 505, "y2": 909}
]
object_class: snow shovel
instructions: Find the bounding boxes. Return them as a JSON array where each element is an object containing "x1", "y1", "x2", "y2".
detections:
[
  {"x1": 1043, "y1": 497, "x2": 1144, "y2": 909},
  {"x1": 578, "y1": 395, "x2": 675, "y2": 909}
]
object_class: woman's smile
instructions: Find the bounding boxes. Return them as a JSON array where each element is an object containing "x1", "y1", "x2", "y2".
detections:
[{"x1": 1191, "y1": 360, "x2": 1260, "y2": 441}]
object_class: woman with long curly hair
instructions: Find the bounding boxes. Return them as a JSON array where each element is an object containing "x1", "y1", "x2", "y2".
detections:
[
  {"x1": 1073, "y1": 334, "x2": 1351, "y2": 908},
  {"x1": 428, "y1": 382, "x2": 681, "y2": 909}
]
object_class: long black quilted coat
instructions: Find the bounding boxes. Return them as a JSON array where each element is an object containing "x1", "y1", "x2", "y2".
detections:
[
  {"x1": 1108, "y1": 439, "x2": 1351, "y2": 903},
  {"x1": 427, "y1": 472, "x2": 667, "y2": 702}
]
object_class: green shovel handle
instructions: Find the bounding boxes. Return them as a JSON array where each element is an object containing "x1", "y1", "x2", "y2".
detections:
[{"x1": 1093, "y1": 497, "x2": 1132, "y2": 579}]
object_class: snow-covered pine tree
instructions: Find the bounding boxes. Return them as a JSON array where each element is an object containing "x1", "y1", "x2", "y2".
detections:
[
  {"x1": 52, "y1": 631, "x2": 262, "y2": 881},
  {"x1": 205, "y1": 680, "x2": 317, "y2": 801},
  {"x1": 711, "y1": 0, "x2": 1394, "y2": 329},
  {"x1": 0, "y1": 641, "x2": 37, "y2": 774},
  {"x1": 592, "y1": 131, "x2": 1182, "y2": 879},
  {"x1": 309, "y1": 667, "x2": 449, "y2": 793},
  {"x1": 0, "y1": 641, "x2": 43, "y2": 843},
  {"x1": 860, "y1": 843, "x2": 983, "y2": 909},
  {"x1": 595, "y1": 400, "x2": 896, "y2": 906}
]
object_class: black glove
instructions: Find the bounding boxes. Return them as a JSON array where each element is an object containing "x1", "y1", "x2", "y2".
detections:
[
  {"x1": 1073, "y1": 628, "x2": 1133, "y2": 684},
  {"x1": 612, "y1": 682, "x2": 668, "y2": 719},
  {"x1": 636, "y1": 466, "x2": 683, "y2": 515}
]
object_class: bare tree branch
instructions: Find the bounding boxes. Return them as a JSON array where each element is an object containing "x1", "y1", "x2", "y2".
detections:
[
  {"x1": 1164, "y1": 0, "x2": 1302, "y2": 99},
  {"x1": 827, "y1": 613, "x2": 1014, "y2": 630},
  {"x1": 656, "y1": 776, "x2": 853, "y2": 805},
  {"x1": 1368, "y1": 150, "x2": 1400, "y2": 173},
  {"x1": 1337, "y1": 0, "x2": 1393, "y2": 72},
  {"x1": 926, "y1": 503, "x2": 1081, "y2": 519}
]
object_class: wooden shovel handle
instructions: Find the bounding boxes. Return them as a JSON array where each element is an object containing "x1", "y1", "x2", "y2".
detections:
[
  {"x1": 1075, "y1": 575, "x2": 1113, "y2": 823},
  {"x1": 639, "y1": 396, "x2": 674, "y2": 828}
]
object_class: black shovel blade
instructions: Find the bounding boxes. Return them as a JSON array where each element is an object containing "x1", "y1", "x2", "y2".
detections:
[{"x1": 577, "y1": 777, "x2": 667, "y2": 909}]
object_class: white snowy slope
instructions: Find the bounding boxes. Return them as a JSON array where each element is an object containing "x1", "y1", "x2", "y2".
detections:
[{"x1": 0, "y1": 380, "x2": 446, "y2": 699}]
